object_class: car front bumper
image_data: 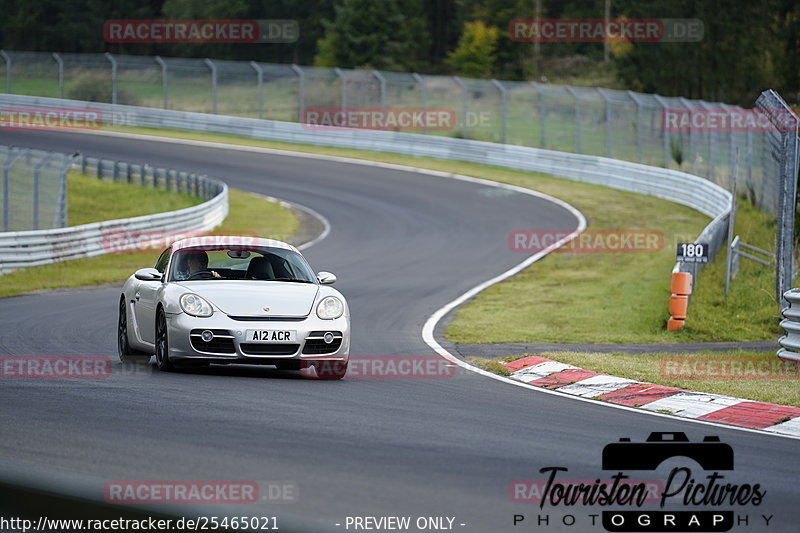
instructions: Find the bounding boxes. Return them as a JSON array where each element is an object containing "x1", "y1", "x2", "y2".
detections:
[{"x1": 165, "y1": 311, "x2": 350, "y2": 364}]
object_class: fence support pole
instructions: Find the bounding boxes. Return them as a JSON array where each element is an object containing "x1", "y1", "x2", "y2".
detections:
[
  {"x1": 698, "y1": 100, "x2": 717, "y2": 180},
  {"x1": 653, "y1": 94, "x2": 670, "y2": 169},
  {"x1": 453, "y1": 76, "x2": 468, "y2": 139},
  {"x1": 155, "y1": 56, "x2": 168, "y2": 109},
  {"x1": 746, "y1": 129, "x2": 753, "y2": 186},
  {"x1": 104, "y1": 52, "x2": 118, "y2": 105},
  {"x1": 334, "y1": 67, "x2": 347, "y2": 112},
  {"x1": 250, "y1": 61, "x2": 264, "y2": 119},
  {"x1": 204, "y1": 58, "x2": 217, "y2": 114},
  {"x1": 291, "y1": 64, "x2": 305, "y2": 121},
  {"x1": 726, "y1": 105, "x2": 737, "y2": 187},
  {"x1": 372, "y1": 70, "x2": 386, "y2": 109},
  {"x1": 2, "y1": 150, "x2": 21, "y2": 232},
  {"x1": 32, "y1": 154, "x2": 56, "y2": 231},
  {"x1": 627, "y1": 91, "x2": 643, "y2": 163},
  {"x1": 680, "y1": 98, "x2": 697, "y2": 174},
  {"x1": 531, "y1": 82, "x2": 546, "y2": 148},
  {"x1": 490, "y1": 79, "x2": 507, "y2": 144},
  {"x1": 412, "y1": 73, "x2": 427, "y2": 134},
  {"x1": 724, "y1": 148, "x2": 739, "y2": 298},
  {"x1": 0, "y1": 51, "x2": 11, "y2": 93},
  {"x1": 53, "y1": 53, "x2": 64, "y2": 98},
  {"x1": 564, "y1": 86, "x2": 581, "y2": 153},
  {"x1": 598, "y1": 88, "x2": 613, "y2": 157}
]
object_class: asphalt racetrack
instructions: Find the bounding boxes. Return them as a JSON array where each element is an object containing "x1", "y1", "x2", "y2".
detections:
[{"x1": 0, "y1": 130, "x2": 797, "y2": 532}]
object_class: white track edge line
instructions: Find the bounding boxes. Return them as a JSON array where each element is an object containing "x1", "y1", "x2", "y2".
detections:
[
  {"x1": 250, "y1": 193, "x2": 331, "y2": 251},
  {"x1": 67, "y1": 128, "x2": 800, "y2": 441}
]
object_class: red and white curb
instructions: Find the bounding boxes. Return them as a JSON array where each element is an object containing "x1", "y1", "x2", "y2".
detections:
[{"x1": 502, "y1": 355, "x2": 800, "y2": 438}]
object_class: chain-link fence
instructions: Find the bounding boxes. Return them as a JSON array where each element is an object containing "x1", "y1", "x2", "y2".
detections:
[
  {"x1": 0, "y1": 51, "x2": 778, "y2": 185},
  {"x1": 0, "y1": 146, "x2": 74, "y2": 232},
  {"x1": 755, "y1": 91, "x2": 800, "y2": 305},
  {"x1": 1, "y1": 50, "x2": 798, "y2": 301}
]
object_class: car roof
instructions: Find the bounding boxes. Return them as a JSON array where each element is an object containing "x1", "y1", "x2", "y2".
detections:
[{"x1": 171, "y1": 235, "x2": 299, "y2": 253}]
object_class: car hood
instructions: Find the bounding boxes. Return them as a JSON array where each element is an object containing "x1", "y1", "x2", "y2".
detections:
[{"x1": 176, "y1": 281, "x2": 319, "y2": 317}]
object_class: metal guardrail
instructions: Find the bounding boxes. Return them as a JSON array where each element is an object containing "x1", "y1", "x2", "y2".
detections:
[
  {"x1": 0, "y1": 94, "x2": 733, "y2": 269},
  {"x1": 778, "y1": 288, "x2": 800, "y2": 362},
  {"x1": 0, "y1": 153, "x2": 227, "y2": 274}
]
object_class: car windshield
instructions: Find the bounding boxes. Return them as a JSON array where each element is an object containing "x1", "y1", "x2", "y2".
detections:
[{"x1": 168, "y1": 245, "x2": 316, "y2": 283}]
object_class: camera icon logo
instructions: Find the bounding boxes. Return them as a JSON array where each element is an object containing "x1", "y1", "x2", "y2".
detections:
[{"x1": 602, "y1": 432, "x2": 734, "y2": 471}]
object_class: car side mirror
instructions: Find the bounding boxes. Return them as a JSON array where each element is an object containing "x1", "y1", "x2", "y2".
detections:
[
  {"x1": 135, "y1": 268, "x2": 163, "y2": 282},
  {"x1": 316, "y1": 271, "x2": 337, "y2": 285}
]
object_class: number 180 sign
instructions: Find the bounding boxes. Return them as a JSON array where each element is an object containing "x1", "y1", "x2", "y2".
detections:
[{"x1": 676, "y1": 242, "x2": 709, "y2": 263}]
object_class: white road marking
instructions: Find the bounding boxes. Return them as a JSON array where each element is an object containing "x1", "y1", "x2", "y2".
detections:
[
  {"x1": 511, "y1": 361, "x2": 577, "y2": 382},
  {"x1": 641, "y1": 392, "x2": 743, "y2": 418},
  {"x1": 557, "y1": 375, "x2": 639, "y2": 398}
]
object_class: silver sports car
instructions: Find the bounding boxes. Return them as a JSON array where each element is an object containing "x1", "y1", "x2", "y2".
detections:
[{"x1": 117, "y1": 236, "x2": 350, "y2": 379}]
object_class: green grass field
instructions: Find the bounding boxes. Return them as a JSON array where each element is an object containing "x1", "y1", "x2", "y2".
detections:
[
  {"x1": 469, "y1": 350, "x2": 799, "y2": 407},
  {"x1": 0, "y1": 173, "x2": 298, "y2": 298},
  {"x1": 448, "y1": 194, "x2": 779, "y2": 343},
  {"x1": 68, "y1": 170, "x2": 201, "y2": 225}
]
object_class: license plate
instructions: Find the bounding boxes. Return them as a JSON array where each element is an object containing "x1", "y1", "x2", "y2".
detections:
[{"x1": 245, "y1": 330, "x2": 297, "y2": 343}]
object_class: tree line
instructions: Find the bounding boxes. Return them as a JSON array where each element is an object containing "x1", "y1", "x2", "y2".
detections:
[{"x1": 1, "y1": 0, "x2": 798, "y2": 105}]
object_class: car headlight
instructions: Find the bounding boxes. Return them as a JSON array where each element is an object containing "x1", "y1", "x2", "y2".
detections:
[
  {"x1": 180, "y1": 293, "x2": 213, "y2": 317},
  {"x1": 317, "y1": 296, "x2": 344, "y2": 320}
]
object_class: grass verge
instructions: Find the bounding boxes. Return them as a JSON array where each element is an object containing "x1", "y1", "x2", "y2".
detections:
[
  {"x1": 0, "y1": 186, "x2": 298, "y2": 299},
  {"x1": 68, "y1": 170, "x2": 201, "y2": 225},
  {"x1": 470, "y1": 351, "x2": 800, "y2": 407},
  {"x1": 100, "y1": 125, "x2": 776, "y2": 343}
]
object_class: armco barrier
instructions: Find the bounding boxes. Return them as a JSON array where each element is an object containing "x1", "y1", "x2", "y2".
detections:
[
  {"x1": 778, "y1": 288, "x2": 800, "y2": 362},
  {"x1": 0, "y1": 95, "x2": 730, "y2": 306},
  {"x1": 0, "y1": 154, "x2": 227, "y2": 274},
  {"x1": 0, "y1": 93, "x2": 732, "y2": 233}
]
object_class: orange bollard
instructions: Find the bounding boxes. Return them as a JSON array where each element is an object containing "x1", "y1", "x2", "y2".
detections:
[
  {"x1": 669, "y1": 295, "x2": 689, "y2": 319},
  {"x1": 667, "y1": 317, "x2": 685, "y2": 331},
  {"x1": 667, "y1": 272, "x2": 692, "y2": 332},
  {"x1": 670, "y1": 272, "x2": 693, "y2": 295}
]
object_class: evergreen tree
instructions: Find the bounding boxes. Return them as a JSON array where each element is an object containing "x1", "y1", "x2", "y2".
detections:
[
  {"x1": 314, "y1": 0, "x2": 429, "y2": 71},
  {"x1": 447, "y1": 20, "x2": 500, "y2": 78}
]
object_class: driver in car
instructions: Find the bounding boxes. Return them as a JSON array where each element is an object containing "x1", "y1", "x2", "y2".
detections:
[{"x1": 176, "y1": 250, "x2": 221, "y2": 280}]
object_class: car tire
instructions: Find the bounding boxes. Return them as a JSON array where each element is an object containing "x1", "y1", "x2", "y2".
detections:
[
  {"x1": 118, "y1": 296, "x2": 151, "y2": 364},
  {"x1": 154, "y1": 308, "x2": 175, "y2": 372},
  {"x1": 313, "y1": 360, "x2": 347, "y2": 380}
]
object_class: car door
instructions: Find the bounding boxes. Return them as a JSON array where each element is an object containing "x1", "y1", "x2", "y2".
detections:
[{"x1": 133, "y1": 248, "x2": 170, "y2": 345}]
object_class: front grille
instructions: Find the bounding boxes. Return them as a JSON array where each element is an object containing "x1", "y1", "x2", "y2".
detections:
[
  {"x1": 189, "y1": 329, "x2": 236, "y2": 354},
  {"x1": 227, "y1": 315, "x2": 307, "y2": 322},
  {"x1": 240, "y1": 343, "x2": 300, "y2": 356},
  {"x1": 302, "y1": 331, "x2": 343, "y2": 355}
]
